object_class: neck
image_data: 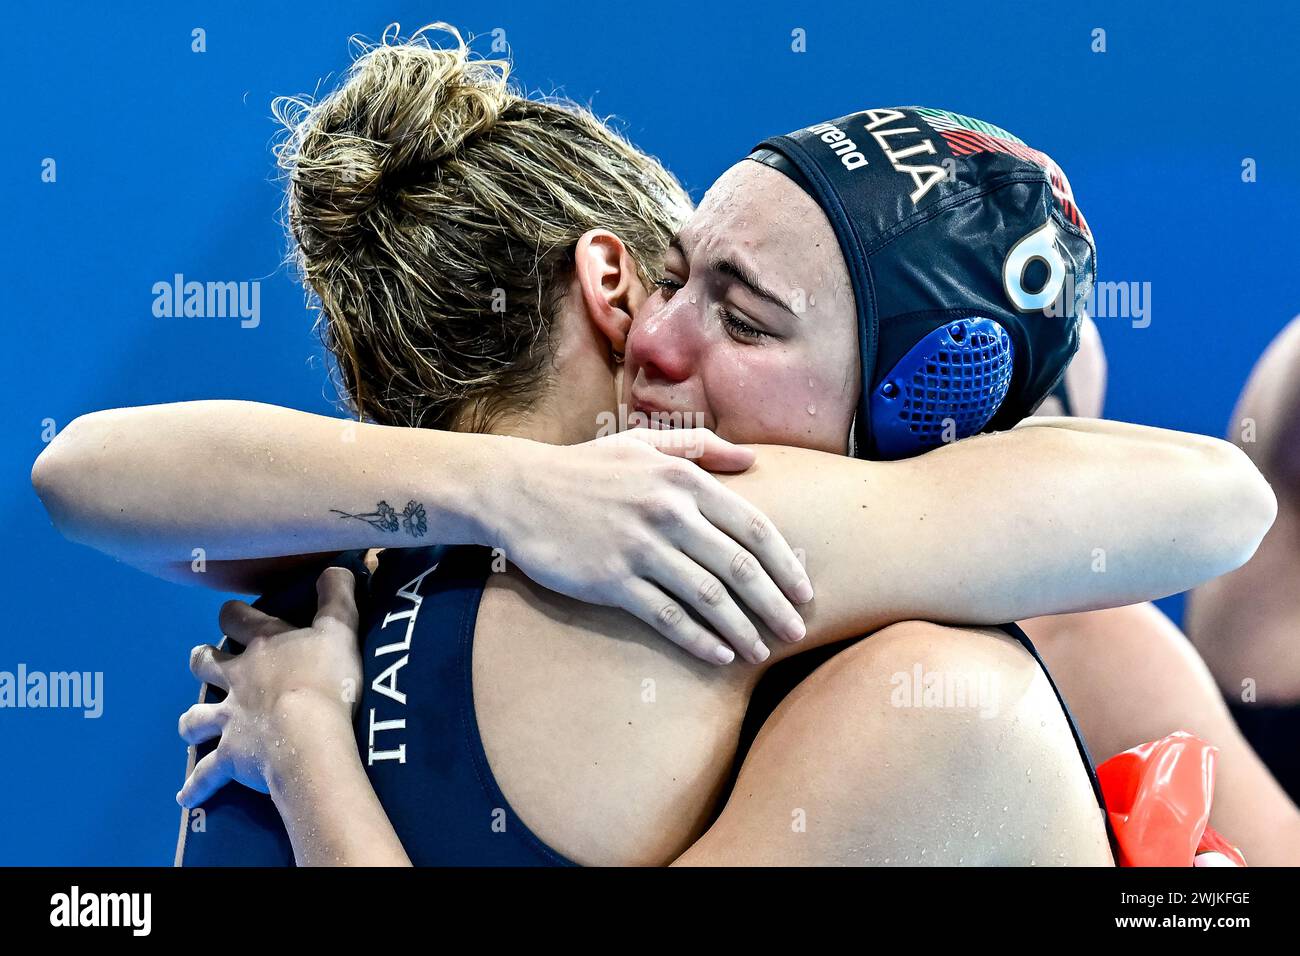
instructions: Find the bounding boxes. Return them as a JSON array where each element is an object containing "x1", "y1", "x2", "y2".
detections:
[
  {"x1": 486, "y1": 405, "x2": 598, "y2": 445},
  {"x1": 482, "y1": 346, "x2": 620, "y2": 447}
]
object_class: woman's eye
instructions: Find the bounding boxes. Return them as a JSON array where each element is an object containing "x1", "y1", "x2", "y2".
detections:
[
  {"x1": 720, "y1": 307, "x2": 772, "y2": 341},
  {"x1": 654, "y1": 277, "x2": 683, "y2": 298}
]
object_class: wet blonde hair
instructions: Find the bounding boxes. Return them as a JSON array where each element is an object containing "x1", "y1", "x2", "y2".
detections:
[{"x1": 275, "y1": 23, "x2": 691, "y2": 430}]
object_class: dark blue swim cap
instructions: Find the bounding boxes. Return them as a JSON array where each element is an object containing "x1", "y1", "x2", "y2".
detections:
[{"x1": 748, "y1": 107, "x2": 1095, "y2": 460}]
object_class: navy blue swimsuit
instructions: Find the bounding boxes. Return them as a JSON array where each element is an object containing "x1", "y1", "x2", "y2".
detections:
[
  {"x1": 180, "y1": 547, "x2": 1109, "y2": 865},
  {"x1": 180, "y1": 545, "x2": 572, "y2": 866}
]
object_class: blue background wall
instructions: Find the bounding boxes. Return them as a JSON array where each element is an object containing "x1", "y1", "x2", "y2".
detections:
[{"x1": 4, "y1": 0, "x2": 1298, "y2": 863}]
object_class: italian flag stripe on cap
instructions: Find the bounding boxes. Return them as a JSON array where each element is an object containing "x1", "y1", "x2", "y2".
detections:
[{"x1": 914, "y1": 107, "x2": 1026, "y2": 145}]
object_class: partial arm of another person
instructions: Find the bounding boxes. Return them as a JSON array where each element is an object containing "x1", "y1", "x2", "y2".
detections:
[
  {"x1": 1225, "y1": 315, "x2": 1300, "y2": 493},
  {"x1": 1186, "y1": 314, "x2": 1300, "y2": 696}
]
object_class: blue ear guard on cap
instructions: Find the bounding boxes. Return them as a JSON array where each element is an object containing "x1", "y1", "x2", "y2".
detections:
[{"x1": 870, "y1": 317, "x2": 1014, "y2": 459}]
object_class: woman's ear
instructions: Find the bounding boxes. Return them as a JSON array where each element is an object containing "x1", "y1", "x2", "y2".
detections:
[{"x1": 574, "y1": 230, "x2": 646, "y2": 358}]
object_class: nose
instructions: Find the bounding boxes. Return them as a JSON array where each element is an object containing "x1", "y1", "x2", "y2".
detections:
[{"x1": 627, "y1": 293, "x2": 703, "y2": 386}]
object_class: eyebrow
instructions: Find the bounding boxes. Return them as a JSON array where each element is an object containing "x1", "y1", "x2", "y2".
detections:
[{"x1": 670, "y1": 236, "x2": 798, "y2": 318}]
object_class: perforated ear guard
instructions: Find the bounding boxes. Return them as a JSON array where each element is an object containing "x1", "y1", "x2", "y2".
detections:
[{"x1": 869, "y1": 317, "x2": 1014, "y2": 459}]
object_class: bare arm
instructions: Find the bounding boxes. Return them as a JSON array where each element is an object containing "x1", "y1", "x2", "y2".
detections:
[
  {"x1": 1184, "y1": 316, "x2": 1300, "y2": 694},
  {"x1": 1222, "y1": 315, "x2": 1300, "y2": 494},
  {"x1": 31, "y1": 402, "x2": 503, "y2": 578},
  {"x1": 721, "y1": 420, "x2": 1276, "y2": 652},
  {"x1": 32, "y1": 401, "x2": 816, "y2": 663},
  {"x1": 267, "y1": 703, "x2": 412, "y2": 867}
]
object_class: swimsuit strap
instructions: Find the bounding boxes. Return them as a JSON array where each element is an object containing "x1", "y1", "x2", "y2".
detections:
[{"x1": 997, "y1": 621, "x2": 1119, "y2": 858}]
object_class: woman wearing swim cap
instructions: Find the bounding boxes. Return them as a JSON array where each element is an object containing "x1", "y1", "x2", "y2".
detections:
[{"x1": 33, "y1": 26, "x2": 1276, "y2": 864}]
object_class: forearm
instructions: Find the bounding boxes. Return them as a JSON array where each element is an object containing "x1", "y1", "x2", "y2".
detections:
[
  {"x1": 884, "y1": 422, "x2": 1275, "y2": 618},
  {"x1": 732, "y1": 420, "x2": 1277, "y2": 646},
  {"x1": 32, "y1": 401, "x2": 517, "y2": 567},
  {"x1": 267, "y1": 705, "x2": 411, "y2": 867}
]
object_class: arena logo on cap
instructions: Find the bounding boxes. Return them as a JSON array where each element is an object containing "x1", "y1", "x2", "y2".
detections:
[{"x1": 806, "y1": 121, "x2": 869, "y2": 170}]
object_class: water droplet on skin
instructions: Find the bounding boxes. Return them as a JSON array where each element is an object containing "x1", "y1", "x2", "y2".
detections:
[
  {"x1": 809, "y1": 294, "x2": 817, "y2": 307},
  {"x1": 806, "y1": 403, "x2": 817, "y2": 416},
  {"x1": 807, "y1": 378, "x2": 814, "y2": 389},
  {"x1": 738, "y1": 381, "x2": 745, "y2": 389},
  {"x1": 973, "y1": 830, "x2": 980, "y2": 838},
  {"x1": 689, "y1": 294, "x2": 698, "y2": 305}
]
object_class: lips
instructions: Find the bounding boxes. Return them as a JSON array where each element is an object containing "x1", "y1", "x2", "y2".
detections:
[
  {"x1": 631, "y1": 398, "x2": 710, "y2": 432},
  {"x1": 630, "y1": 400, "x2": 673, "y2": 429}
]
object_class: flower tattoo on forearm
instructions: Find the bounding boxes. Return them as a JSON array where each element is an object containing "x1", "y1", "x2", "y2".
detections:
[{"x1": 330, "y1": 500, "x2": 429, "y2": 537}]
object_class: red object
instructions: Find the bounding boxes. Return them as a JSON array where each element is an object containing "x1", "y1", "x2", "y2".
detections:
[{"x1": 1096, "y1": 731, "x2": 1246, "y2": 867}]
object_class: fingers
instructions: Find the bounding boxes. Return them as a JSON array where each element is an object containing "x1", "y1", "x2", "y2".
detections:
[
  {"x1": 694, "y1": 478, "x2": 814, "y2": 609},
  {"x1": 674, "y1": 429, "x2": 756, "y2": 473},
  {"x1": 177, "y1": 702, "x2": 227, "y2": 745},
  {"x1": 188, "y1": 643, "x2": 233, "y2": 690},
  {"x1": 616, "y1": 428, "x2": 756, "y2": 473},
  {"x1": 674, "y1": 516, "x2": 807, "y2": 647},
  {"x1": 314, "y1": 566, "x2": 359, "y2": 633},
  {"x1": 645, "y1": 547, "x2": 770, "y2": 663},
  {"x1": 622, "y1": 579, "x2": 737, "y2": 666},
  {"x1": 218, "y1": 600, "x2": 294, "y2": 643},
  {"x1": 176, "y1": 750, "x2": 231, "y2": 809}
]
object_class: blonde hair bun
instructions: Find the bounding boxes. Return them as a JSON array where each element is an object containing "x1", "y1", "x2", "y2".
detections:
[
  {"x1": 273, "y1": 23, "x2": 691, "y2": 432},
  {"x1": 275, "y1": 23, "x2": 509, "y2": 251}
]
